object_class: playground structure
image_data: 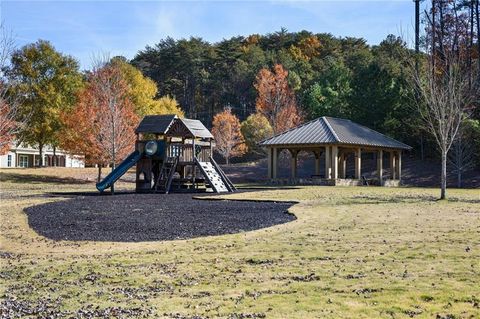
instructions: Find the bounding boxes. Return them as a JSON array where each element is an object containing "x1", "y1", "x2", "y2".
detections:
[{"x1": 96, "y1": 115, "x2": 236, "y2": 194}]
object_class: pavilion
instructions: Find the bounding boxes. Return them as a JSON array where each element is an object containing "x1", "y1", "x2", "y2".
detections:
[{"x1": 260, "y1": 116, "x2": 412, "y2": 186}]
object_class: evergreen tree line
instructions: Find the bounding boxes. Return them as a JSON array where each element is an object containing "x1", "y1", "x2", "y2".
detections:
[{"x1": 132, "y1": 31, "x2": 439, "y2": 158}]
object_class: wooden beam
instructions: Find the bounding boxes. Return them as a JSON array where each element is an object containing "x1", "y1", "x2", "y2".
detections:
[
  {"x1": 314, "y1": 150, "x2": 321, "y2": 175},
  {"x1": 267, "y1": 148, "x2": 272, "y2": 179},
  {"x1": 397, "y1": 151, "x2": 402, "y2": 182},
  {"x1": 390, "y1": 151, "x2": 396, "y2": 180},
  {"x1": 377, "y1": 149, "x2": 383, "y2": 185},
  {"x1": 325, "y1": 146, "x2": 331, "y2": 179},
  {"x1": 332, "y1": 145, "x2": 338, "y2": 179},
  {"x1": 340, "y1": 153, "x2": 347, "y2": 179},
  {"x1": 272, "y1": 147, "x2": 278, "y2": 179},
  {"x1": 290, "y1": 149, "x2": 298, "y2": 179},
  {"x1": 355, "y1": 148, "x2": 361, "y2": 179}
]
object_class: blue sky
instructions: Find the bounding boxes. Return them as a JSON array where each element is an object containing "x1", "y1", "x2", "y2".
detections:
[{"x1": 2, "y1": 1, "x2": 421, "y2": 70}]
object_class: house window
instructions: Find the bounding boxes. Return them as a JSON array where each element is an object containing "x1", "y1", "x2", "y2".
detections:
[
  {"x1": 19, "y1": 155, "x2": 28, "y2": 168},
  {"x1": 7, "y1": 155, "x2": 12, "y2": 167}
]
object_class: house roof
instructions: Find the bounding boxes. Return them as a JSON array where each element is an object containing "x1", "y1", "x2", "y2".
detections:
[
  {"x1": 135, "y1": 115, "x2": 213, "y2": 139},
  {"x1": 260, "y1": 116, "x2": 412, "y2": 150},
  {"x1": 135, "y1": 115, "x2": 177, "y2": 134}
]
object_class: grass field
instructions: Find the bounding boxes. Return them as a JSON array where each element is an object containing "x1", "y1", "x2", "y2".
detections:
[{"x1": 1, "y1": 168, "x2": 479, "y2": 318}]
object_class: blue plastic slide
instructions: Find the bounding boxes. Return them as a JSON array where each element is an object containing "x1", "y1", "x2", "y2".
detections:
[{"x1": 96, "y1": 150, "x2": 142, "y2": 192}]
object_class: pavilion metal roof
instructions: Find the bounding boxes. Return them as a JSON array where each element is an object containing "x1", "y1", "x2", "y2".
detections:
[
  {"x1": 260, "y1": 116, "x2": 412, "y2": 150},
  {"x1": 135, "y1": 115, "x2": 213, "y2": 139}
]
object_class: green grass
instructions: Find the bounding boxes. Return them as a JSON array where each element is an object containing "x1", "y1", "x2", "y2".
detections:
[{"x1": 1, "y1": 168, "x2": 479, "y2": 318}]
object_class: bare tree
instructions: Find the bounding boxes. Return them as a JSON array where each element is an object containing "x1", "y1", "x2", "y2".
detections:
[
  {"x1": 0, "y1": 24, "x2": 23, "y2": 154},
  {"x1": 448, "y1": 122, "x2": 476, "y2": 188},
  {"x1": 412, "y1": 52, "x2": 476, "y2": 199},
  {"x1": 412, "y1": 0, "x2": 479, "y2": 199}
]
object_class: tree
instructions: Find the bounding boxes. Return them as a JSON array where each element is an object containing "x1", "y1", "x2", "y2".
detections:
[
  {"x1": 61, "y1": 61, "x2": 138, "y2": 185},
  {"x1": 241, "y1": 113, "x2": 273, "y2": 155},
  {"x1": 303, "y1": 57, "x2": 352, "y2": 119},
  {"x1": 448, "y1": 119, "x2": 479, "y2": 187},
  {"x1": 149, "y1": 95, "x2": 184, "y2": 117},
  {"x1": 254, "y1": 64, "x2": 302, "y2": 133},
  {"x1": 412, "y1": 52, "x2": 476, "y2": 199},
  {"x1": 8, "y1": 40, "x2": 83, "y2": 166},
  {"x1": 111, "y1": 57, "x2": 184, "y2": 117},
  {"x1": 411, "y1": 0, "x2": 479, "y2": 199},
  {"x1": 0, "y1": 25, "x2": 23, "y2": 154},
  {"x1": 212, "y1": 108, "x2": 246, "y2": 164}
]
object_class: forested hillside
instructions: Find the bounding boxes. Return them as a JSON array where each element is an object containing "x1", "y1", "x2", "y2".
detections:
[{"x1": 132, "y1": 31, "x2": 422, "y2": 152}]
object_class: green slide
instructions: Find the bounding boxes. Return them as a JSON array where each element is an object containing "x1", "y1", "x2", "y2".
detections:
[{"x1": 96, "y1": 150, "x2": 142, "y2": 192}]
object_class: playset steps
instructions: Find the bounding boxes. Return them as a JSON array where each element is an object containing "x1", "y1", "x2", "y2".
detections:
[{"x1": 154, "y1": 156, "x2": 179, "y2": 194}]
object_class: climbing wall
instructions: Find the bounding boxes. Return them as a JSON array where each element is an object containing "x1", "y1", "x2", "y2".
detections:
[{"x1": 197, "y1": 161, "x2": 229, "y2": 193}]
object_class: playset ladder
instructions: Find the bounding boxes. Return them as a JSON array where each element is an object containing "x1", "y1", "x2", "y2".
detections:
[
  {"x1": 195, "y1": 158, "x2": 232, "y2": 193},
  {"x1": 154, "y1": 156, "x2": 179, "y2": 194}
]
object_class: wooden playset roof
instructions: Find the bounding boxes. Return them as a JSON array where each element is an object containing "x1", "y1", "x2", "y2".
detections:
[
  {"x1": 261, "y1": 116, "x2": 411, "y2": 150},
  {"x1": 136, "y1": 115, "x2": 213, "y2": 139}
]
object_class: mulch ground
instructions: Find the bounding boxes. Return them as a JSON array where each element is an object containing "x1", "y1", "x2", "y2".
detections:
[{"x1": 25, "y1": 193, "x2": 295, "y2": 242}]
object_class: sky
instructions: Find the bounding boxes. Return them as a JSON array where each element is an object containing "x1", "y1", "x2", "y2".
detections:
[{"x1": 1, "y1": 0, "x2": 422, "y2": 70}]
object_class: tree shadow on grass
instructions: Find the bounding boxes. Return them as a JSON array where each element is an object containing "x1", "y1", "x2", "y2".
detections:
[{"x1": 346, "y1": 194, "x2": 480, "y2": 205}]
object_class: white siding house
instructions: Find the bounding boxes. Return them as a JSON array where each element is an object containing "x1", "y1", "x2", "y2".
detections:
[{"x1": 0, "y1": 143, "x2": 84, "y2": 168}]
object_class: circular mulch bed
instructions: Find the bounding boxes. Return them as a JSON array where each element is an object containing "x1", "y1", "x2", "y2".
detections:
[{"x1": 25, "y1": 193, "x2": 295, "y2": 242}]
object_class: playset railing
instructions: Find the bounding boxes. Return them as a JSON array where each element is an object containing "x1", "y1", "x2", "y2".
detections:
[{"x1": 165, "y1": 142, "x2": 211, "y2": 163}]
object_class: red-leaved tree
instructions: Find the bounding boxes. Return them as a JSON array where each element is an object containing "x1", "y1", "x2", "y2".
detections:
[
  {"x1": 0, "y1": 25, "x2": 22, "y2": 155},
  {"x1": 254, "y1": 64, "x2": 302, "y2": 133},
  {"x1": 62, "y1": 62, "x2": 138, "y2": 182},
  {"x1": 212, "y1": 108, "x2": 246, "y2": 165}
]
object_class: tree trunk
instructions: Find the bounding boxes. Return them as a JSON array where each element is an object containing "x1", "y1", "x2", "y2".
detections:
[
  {"x1": 440, "y1": 150, "x2": 447, "y2": 199},
  {"x1": 38, "y1": 143, "x2": 43, "y2": 167},
  {"x1": 468, "y1": 0, "x2": 474, "y2": 88},
  {"x1": 226, "y1": 156, "x2": 229, "y2": 165},
  {"x1": 420, "y1": 135, "x2": 425, "y2": 161},
  {"x1": 476, "y1": 0, "x2": 480, "y2": 84},
  {"x1": 415, "y1": 0, "x2": 420, "y2": 74},
  {"x1": 457, "y1": 169, "x2": 462, "y2": 189},
  {"x1": 111, "y1": 102, "x2": 116, "y2": 195},
  {"x1": 97, "y1": 165, "x2": 102, "y2": 182}
]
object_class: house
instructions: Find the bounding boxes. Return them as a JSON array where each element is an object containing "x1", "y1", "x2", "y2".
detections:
[{"x1": 0, "y1": 142, "x2": 85, "y2": 168}]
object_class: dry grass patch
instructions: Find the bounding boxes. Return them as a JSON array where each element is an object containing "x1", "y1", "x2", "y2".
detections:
[{"x1": 0, "y1": 168, "x2": 479, "y2": 318}]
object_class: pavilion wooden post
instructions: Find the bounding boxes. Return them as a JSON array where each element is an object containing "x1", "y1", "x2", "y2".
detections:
[
  {"x1": 325, "y1": 146, "x2": 331, "y2": 179},
  {"x1": 390, "y1": 151, "x2": 396, "y2": 180},
  {"x1": 331, "y1": 145, "x2": 338, "y2": 179},
  {"x1": 397, "y1": 150, "x2": 402, "y2": 182},
  {"x1": 377, "y1": 149, "x2": 383, "y2": 185},
  {"x1": 338, "y1": 152, "x2": 344, "y2": 178},
  {"x1": 340, "y1": 153, "x2": 347, "y2": 179},
  {"x1": 314, "y1": 150, "x2": 321, "y2": 176},
  {"x1": 267, "y1": 147, "x2": 273, "y2": 179},
  {"x1": 272, "y1": 147, "x2": 278, "y2": 179},
  {"x1": 290, "y1": 149, "x2": 298, "y2": 179},
  {"x1": 355, "y1": 147, "x2": 361, "y2": 179}
]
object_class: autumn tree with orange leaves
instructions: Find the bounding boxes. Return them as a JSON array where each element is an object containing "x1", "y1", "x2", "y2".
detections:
[
  {"x1": 0, "y1": 25, "x2": 21, "y2": 155},
  {"x1": 212, "y1": 108, "x2": 246, "y2": 165},
  {"x1": 62, "y1": 61, "x2": 138, "y2": 183},
  {"x1": 254, "y1": 64, "x2": 302, "y2": 134}
]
